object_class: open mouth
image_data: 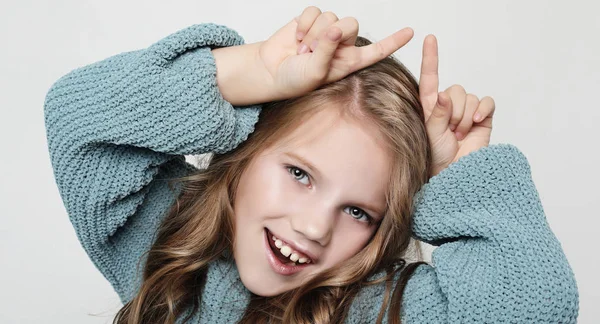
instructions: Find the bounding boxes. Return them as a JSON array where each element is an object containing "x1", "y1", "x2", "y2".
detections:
[
  {"x1": 268, "y1": 236, "x2": 297, "y2": 265},
  {"x1": 264, "y1": 228, "x2": 312, "y2": 276}
]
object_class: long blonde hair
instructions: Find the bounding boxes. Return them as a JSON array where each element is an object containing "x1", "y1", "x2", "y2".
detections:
[{"x1": 113, "y1": 36, "x2": 431, "y2": 324}]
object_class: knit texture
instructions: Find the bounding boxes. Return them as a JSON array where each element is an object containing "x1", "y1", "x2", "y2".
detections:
[{"x1": 44, "y1": 23, "x2": 578, "y2": 323}]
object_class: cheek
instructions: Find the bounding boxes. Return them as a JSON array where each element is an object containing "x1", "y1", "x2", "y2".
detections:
[
  {"x1": 234, "y1": 160, "x2": 289, "y2": 222},
  {"x1": 326, "y1": 221, "x2": 376, "y2": 265}
]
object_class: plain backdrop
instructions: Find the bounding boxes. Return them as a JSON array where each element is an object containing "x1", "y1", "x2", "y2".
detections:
[{"x1": 1, "y1": 0, "x2": 598, "y2": 323}]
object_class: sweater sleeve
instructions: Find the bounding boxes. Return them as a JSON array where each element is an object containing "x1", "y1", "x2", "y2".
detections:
[
  {"x1": 43, "y1": 23, "x2": 261, "y2": 302},
  {"x1": 399, "y1": 144, "x2": 579, "y2": 323}
]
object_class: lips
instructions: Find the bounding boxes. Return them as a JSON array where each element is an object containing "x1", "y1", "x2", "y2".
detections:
[
  {"x1": 268, "y1": 229, "x2": 317, "y2": 263},
  {"x1": 264, "y1": 228, "x2": 312, "y2": 276}
]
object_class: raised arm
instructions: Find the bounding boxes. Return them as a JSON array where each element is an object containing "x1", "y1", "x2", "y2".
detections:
[
  {"x1": 43, "y1": 23, "x2": 262, "y2": 301},
  {"x1": 400, "y1": 144, "x2": 579, "y2": 323},
  {"x1": 394, "y1": 34, "x2": 579, "y2": 322}
]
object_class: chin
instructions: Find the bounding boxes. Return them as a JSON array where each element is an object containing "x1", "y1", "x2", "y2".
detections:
[{"x1": 237, "y1": 269, "x2": 288, "y2": 297}]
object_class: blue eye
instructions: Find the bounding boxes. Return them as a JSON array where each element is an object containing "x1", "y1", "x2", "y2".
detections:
[
  {"x1": 287, "y1": 166, "x2": 311, "y2": 186},
  {"x1": 344, "y1": 206, "x2": 372, "y2": 223}
]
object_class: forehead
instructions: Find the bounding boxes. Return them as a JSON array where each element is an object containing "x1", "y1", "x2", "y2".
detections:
[{"x1": 265, "y1": 106, "x2": 392, "y2": 200}]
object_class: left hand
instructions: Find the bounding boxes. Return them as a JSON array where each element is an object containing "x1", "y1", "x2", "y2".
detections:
[{"x1": 419, "y1": 35, "x2": 496, "y2": 177}]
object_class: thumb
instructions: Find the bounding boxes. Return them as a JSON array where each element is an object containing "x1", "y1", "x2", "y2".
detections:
[
  {"x1": 425, "y1": 92, "x2": 452, "y2": 139},
  {"x1": 307, "y1": 26, "x2": 343, "y2": 81}
]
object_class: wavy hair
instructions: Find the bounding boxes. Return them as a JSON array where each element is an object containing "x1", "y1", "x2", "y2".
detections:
[{"x1": 113, "y1": 36, "x2": 431, "y2": 324}]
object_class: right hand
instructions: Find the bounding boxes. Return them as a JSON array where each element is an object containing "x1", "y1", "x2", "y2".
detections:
[{"x1": 258, "y1": 6, "x2": 414, "y2": 101}]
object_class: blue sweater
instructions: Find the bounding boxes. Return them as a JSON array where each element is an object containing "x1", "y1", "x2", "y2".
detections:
[{"x1": 43, "y1": 23, "x2": 579, "y2": 323}]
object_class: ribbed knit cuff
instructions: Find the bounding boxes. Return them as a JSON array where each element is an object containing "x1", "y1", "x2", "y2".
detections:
[{"x1": 145, "y1": 23, "x2": 246, "y2": 66}]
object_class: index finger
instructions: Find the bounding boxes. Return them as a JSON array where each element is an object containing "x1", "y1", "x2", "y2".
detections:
[
  {"x1": 419, "y1": 34, "x2": 439, "y2": 100},
  {"x1": 355, "y1": 27, "x2": 414, "y2": 69}
]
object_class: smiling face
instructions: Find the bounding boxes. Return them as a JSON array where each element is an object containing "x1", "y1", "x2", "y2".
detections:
[{"x1": 232, "y1": 105, "x2": 392, "y2": 296}]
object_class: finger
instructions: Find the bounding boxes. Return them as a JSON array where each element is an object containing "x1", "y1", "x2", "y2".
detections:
[
  {"x1": 419, "y1": 35, "x2": 439, "y2": 110},
  {"x1": 354, "y1": 27, "x2": 414, "y2": 69},
  {"x1": 454, "y1": 93, "x2": 479, "y2": 141},
  {"x1": 299, "y1": 11, "x2": 339, "y2": 54},
  {"x1": 307, "y1": 25, "x2": 344, "y2": 81},
  {"x1": 425, "y1": 91, "x2": 453, "y2": 140},
  {"x1": 308, "y1": 17, "x2": 358, "y2": 53},
  {"x1": 445, "y1": 84, "x2": 466, "y2": 131},
  {"x1": 296, "y1": 6, "x2": 322, "y2": 42},
  {"x1": 473, "y1": 96, "x2": 495, "y2": 127},
  {"x1": 333, "y1": 17, "x2": 359, "y2": 46}
]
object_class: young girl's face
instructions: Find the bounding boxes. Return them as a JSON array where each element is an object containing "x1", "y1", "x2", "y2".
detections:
[{"x1": 232, "y1": 106, "x2": 392, "y2": 296}]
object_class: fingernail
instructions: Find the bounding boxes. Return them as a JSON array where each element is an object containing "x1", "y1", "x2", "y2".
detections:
[
  {"x1": 449, "y1": 124, "x2": 457, "y2": 131},
  {"x1": 310, "y1": 39, "x2": 318, "y2": 51},
  {"x1": 474, "y1": 112, "x2": 482, "y2": 122},
  {"x1": 298, "y1": 44, "x2": 309, "y2": 54},
  {"x1": 296, "y1": 31, "x2": 304, "y2": 40},
  {"x1": 455, "y1": 132, "x2": 463, "y2": 140}
]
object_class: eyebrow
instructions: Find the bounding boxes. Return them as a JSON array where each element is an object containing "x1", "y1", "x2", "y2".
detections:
[{"x1": 283, "y1": 151, "x2": 386, "y2": 218}]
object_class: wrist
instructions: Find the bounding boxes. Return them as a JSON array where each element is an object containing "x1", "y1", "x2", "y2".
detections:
[{"x1": 212, "y1": 41, "x2": 274, "y2": 106}]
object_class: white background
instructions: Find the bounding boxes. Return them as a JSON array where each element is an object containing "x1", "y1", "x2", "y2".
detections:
[{"x1": 1, "y1": 0, "x2": 598, "y2": 323}]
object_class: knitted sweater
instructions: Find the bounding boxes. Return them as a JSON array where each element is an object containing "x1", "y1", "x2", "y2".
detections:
[{"x1": 43, "y1": 23, "x2": 579, "y2": 323}]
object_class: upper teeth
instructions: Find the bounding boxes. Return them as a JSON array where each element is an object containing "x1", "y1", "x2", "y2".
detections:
[{"x1": 272, "y1": 235, "x2": 310, "y2": 264}]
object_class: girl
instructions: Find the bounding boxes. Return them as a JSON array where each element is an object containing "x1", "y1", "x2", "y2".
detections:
[{"x1": 44, "y1": 6, "x2": 578, "y2": 324}]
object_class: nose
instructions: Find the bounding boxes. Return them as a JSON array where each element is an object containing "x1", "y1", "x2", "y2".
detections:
[{"x1": 290, "y1": 201, "x2": 335, "y2": 246}]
